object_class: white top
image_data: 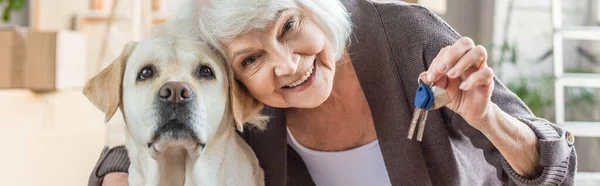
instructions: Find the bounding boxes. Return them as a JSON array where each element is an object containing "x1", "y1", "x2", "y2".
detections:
[{"x1": 287, "y1": 127, "x2": 393, "y2": 186}]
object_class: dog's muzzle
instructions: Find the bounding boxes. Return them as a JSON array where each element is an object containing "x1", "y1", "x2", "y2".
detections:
[{"x1": 147, "y1": 82, "x2": 205, "y2": 153}]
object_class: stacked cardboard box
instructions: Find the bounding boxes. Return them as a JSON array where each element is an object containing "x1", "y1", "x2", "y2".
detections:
[
  {"x1": 23, "y1": 30, "x2": 87, "y2": 91},
  {"x1": 0, "y1": 27, "x2": 27, "y2": 89},
  {"x1": 0, "y1": 27, "x2": 87, "y2": 91}
]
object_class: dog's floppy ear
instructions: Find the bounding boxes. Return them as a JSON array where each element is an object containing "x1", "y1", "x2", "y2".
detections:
[
  {"x1": 84, "y1": 42, "x2": 137, "y2": 123},
  {"x1": 227, "y1": 66, "x2": 269, "y2": 132}
]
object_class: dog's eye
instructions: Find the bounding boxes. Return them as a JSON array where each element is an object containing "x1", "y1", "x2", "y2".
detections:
[
  {"x1": 138, "y1": 67, "x2": 154, "y2": 80},
  {"x1": 197, "y1": 66, "x2": 214, "y2": 79}
]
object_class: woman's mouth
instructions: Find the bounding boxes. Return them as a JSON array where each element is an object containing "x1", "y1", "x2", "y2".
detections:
[
  {"x1": 282, "y1": 60, "x2": 317, "y2": 91},
  {"x1": 285, "y1": 64, "x2": 314, "y2": 88}
]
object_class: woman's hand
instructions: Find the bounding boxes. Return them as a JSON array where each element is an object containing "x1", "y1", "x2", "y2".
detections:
[
  {"x1": 422, "y1": 37, "x2": 541, "y2": 177},
  {"x1": 420, "y1": 37, "x2": 494, "y2": 130},
  {"x1": 102, "y1": 173, "x2": 129, "y2": 186}
]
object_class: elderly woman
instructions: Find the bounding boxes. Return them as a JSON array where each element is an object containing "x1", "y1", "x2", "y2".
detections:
[{"x1": 89, "y1": 0, "x2": 577, "y2": 185}]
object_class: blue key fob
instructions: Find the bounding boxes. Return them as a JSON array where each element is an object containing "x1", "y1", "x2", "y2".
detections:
[
  {"x1": 424, "y1": 85, "x2": 434, "y2": 110},
  {"x1": 414, "y1": 83, "x2": 433, "y2": 109}
]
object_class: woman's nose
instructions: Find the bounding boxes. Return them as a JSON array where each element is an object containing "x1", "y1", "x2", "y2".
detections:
[{"x1": 274, "y1": 53, "x2": 301, "y2": 76}]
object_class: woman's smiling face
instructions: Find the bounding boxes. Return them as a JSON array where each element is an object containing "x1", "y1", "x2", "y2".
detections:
[{"x1": 225, "y1": 8, "x2": 336, "y2": 108}]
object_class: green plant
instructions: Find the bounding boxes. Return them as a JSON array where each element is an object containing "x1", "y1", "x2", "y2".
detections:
[
  {"x1": 0, "y1": 0, "x2": 26, "y2": 22},
  {"x1": 506, "y1": 75, "x2": 554, "y2": 118},
  {"x1": 489, "y1": 0, "x2": 599, "y2": 121},
  {"x1": 506, "y1": 72, "x2": 599, "y2": 122}
]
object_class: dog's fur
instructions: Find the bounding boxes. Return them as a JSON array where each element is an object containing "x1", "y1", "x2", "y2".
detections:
[{"x1": 83, "y1": 30, "x2": 266, "y2": 186}]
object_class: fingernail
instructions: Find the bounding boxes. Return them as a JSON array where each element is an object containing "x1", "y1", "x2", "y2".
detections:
[
  {"x1": 460, "y1": 82, "x2": 470, "y2": 90},
  {"x1": 437, "y1": 65, "x2": 447, "y2": 72},
  {"x1": 447, "y1": 68, "x2": 456, "y2": 77},
  {"x1": 427, "y1": 73, "x2": 434, "y2": 82}
]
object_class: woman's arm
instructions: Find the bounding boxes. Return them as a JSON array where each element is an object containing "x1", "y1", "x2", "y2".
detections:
[
  {"x1": 371, "y1": 2, "x2": 576, "y2": 185},
  {"x1": 452, "y1": 75, "x2": 576, "y2": 185},
  {"x1": 415, "y1": 7, "x2": 576, "y2": 185},
  {"x1": 421, "y1": 36, "x2": 542, "y2": 176},
  {"x1": 102, "y1": 173, "x2": 129, "y2": 186},
  {"x1": 473, "y1": 103, "x2": 540, "y2": 176},
  {"x1": 88, "y1": 146, "x2": 130, "y2": 186}
]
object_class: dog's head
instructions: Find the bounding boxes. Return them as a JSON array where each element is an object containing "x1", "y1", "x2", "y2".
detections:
[{"x1": 83, "y1": 36, "x2": 266, "y2": 153}]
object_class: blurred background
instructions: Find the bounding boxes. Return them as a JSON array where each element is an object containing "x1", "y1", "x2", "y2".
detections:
[{"x1": 0, "y1": 0, "x2": 598, "y2": 185}]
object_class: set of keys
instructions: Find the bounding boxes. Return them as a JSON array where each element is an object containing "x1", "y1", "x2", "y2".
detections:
[{"x1": 407, "y1": 78, "x2": 452, "y2": 142}]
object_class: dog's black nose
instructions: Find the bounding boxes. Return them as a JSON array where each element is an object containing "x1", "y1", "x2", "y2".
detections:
[{"x1": 158, "y1": 82, "x2": 193, "y2": 104}]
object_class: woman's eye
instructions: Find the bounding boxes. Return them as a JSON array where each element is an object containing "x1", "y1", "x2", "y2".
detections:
[
  {"x1": 197, "y1": 65, "x2": 215, "y2": 79},
  {"x1": 282, "y1": 20, "x2": 294, "y2": 34},
  {"x1": 138, "y1": 66, "x2": 154, "y2": 80},
  {"x1": 242, "y1": 55, "x2": 257, "y2": 66}
]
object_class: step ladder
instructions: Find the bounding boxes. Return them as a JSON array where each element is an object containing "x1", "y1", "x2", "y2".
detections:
[
  {"x1": 552, "y1": 0, "x2": 600, "y2": 185},
  {"x1": 552, "y1": 0, "x2": 600, "y2": 137}
]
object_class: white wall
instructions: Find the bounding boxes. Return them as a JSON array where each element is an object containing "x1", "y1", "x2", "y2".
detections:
[
  {"x1": 440, "y1": 0, "x2": 494, "y2": 43},
  {"x1": 438, "y1": 0, "x2": 496, "y2": 76}
]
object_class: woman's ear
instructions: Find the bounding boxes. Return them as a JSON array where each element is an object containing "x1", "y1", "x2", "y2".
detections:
[
  {"x1": 83, "y1": 42, "x2": 137, "y2": 123},
  {"x1": 227, "y1": 65, "x2": 269, "y2": 132}
]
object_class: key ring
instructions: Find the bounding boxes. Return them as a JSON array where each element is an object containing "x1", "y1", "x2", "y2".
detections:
[{"x1": 417, "y1": 76, "x2": 435, "y2": 87}]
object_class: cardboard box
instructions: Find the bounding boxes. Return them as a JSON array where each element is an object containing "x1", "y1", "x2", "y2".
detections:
[
  {"x1": 23, "y1": 30, "x2": 87, "y2": 91},
  {"x1": 0, "y1": 27, "x2": 27, "y2": 89}
]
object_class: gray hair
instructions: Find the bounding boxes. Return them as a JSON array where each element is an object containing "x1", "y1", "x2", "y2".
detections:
[{"x1": 165, "y1": 0, "x2": 353, "y2": 61}]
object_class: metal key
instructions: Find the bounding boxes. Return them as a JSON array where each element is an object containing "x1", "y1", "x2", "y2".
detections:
[
  {"x1": 408, "y1": 108, "x2": 422, "y2": 140},
  {"x1": 408, "y1": 79, "x2": 452, "y2": 141},
  {"x1": 416, "y1": 83, "x2": 434, "y2": 141},
  {"x1": 416, "y1": 105, "x2": 430, "y2": 141},
  {"x1": 408, "y1": 82, "x2": 434, "y2": 140},
  {"x1": 416, "y1": 86, "x2": 451, "y2": 141}
]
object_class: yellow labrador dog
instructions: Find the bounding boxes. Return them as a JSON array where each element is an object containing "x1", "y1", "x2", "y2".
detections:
[{"x1": 83, "y1": 32, "x2": 266, "y2": 186}]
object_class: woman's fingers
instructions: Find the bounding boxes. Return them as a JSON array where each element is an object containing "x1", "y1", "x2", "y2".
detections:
[
  {"x1": 419, "y1": 71, "x2": 449, "y2": 89},
  {"x1": 422, "y1": 37, "x2": 492, "y2": 96},
  {"x1": 447, "y1": 45, "x2": 487, "y2": 79},
  {"x1": 427, "y1": 37, "x2": 475, "y2": 82},
  {"x1": 460, "y1": 66, "x2": 494, "y2": 90},
  {"x1": 426, "y1": 47, "x2": 448, "y2": 82}
]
